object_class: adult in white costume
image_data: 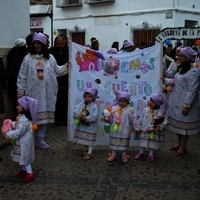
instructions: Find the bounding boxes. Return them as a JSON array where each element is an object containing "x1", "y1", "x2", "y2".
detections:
[
  {"x1": 17, "y1": 32, "x2": 69, "y2": 149},
  {"x1": 163, "y1": 47, "x2": 199, "y2": 156}
]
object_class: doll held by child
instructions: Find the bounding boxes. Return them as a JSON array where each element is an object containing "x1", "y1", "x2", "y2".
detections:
[{"x1": 1, "y1": 119, "x2": 15, "y2": 144}]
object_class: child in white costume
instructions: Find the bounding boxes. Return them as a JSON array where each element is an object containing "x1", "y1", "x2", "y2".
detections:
[
  {"x1": 106, "y1": 91, "x2": 141, "y2": 163},
  {"x1": 5, "y1": 96, "x2": 38, "y2": 183},
  {"x1": 73, "y1": 88, "x2": 99, "y2": 161},
  {"x1": 134, "y1": 92, "x2": 169, "y2": 162}
]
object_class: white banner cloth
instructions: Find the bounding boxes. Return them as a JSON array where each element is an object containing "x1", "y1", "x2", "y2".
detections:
[{"x1": 67, "y1": 42, "x2": 162, "y2": 145}]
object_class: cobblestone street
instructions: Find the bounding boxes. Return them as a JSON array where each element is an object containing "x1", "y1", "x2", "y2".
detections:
[{"x1": 0, "y1": 124, "x2": 200, "y2": 200}]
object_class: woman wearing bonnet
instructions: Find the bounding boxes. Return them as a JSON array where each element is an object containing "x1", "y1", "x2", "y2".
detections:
[
  {"x1": 162, "y1": 46, "x2": 199, "y2": 156},
  {"x1": 17, "y1": 32, "x2": 70, "y2": 149}
]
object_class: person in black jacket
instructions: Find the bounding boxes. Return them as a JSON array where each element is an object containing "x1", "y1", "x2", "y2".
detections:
[
  {"x1": 0, "y1": 55, "x2": 7, "y2": 115},
  {"x1": 49, "y1": 35, "x2": 69, "y2": 125},
  {"x1": 7, "y1": 38, "x2": 27, "y2": 118},
  {"x1": 0, "y1": 55, "x2": 7, "y2": 162}
]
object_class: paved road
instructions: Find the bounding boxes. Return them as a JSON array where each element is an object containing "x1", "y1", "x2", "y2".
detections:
[{"x1": 0, "y1": 124, "x2": 200, "y2": 200}]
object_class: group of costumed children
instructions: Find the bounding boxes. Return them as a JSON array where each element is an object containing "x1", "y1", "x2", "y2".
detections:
[
  {"x1": 1, "y1": 88, "x2": 168, "y2": 184},
  {"x1": 73, "y1": 88, "x2": 169, "y2": 163}
]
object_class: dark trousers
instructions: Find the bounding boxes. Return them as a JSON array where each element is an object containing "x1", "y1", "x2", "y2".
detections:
[{"x1": 55, "y1": 75, "x2": 68, "y2": 122}]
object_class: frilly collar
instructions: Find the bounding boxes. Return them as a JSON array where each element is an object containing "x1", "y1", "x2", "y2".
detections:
[{"x1": 31, "y1": 54, "x2": 44, "y2": 59}]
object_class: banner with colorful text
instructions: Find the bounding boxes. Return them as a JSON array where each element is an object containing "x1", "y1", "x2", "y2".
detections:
[{"x1": 67, "y1": 42, "x2": 162, "y2": 145}]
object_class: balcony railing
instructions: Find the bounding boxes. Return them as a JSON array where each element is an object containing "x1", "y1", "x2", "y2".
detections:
[
  {"x1": 30, "y1": 0, "x2": 52, "y2": 5},
  {"x1": 84, "y1": 0, "x2": 115, "y2": 4},
  {"x1": 56, "y1": 0, "x2": 83, "y2": 8}
]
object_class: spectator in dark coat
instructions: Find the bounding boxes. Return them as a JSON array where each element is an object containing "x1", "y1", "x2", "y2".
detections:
[
  {"x1": 0, "y1": 55, "x2": 7, "y2": 162},
  {"x1": 7, "y1": 38, "x2": 27, "y2": 117},
  {"x1": 49, "y1": 35, "x2": 69, "y2": 125},
  {"x1": 26, "y1": 34, "x2": 33, "y2": 53},
  {"x1": 0, "y1": 55, "x2": 7, "y2": 116}
]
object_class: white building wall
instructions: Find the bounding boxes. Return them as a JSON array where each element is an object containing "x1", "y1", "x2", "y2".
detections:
[
  {"x1": 0, "y1": 0, "x2": 29, "y2": 119},
  {"x1": 30, "y1": 16, "x2": 52, "y2": 46},
  {"x1": 0, "y1": 0, "x2": 29, "y2": 48},
  {"x1": 30, "y1": 4, "x2": 53, "y2": 46},
  {"x1": 54, "y1": 0, "x2": 200, "y2": 19},
  {"x1": 52, "y1": 0, "x2": 200, "y2": 51}
]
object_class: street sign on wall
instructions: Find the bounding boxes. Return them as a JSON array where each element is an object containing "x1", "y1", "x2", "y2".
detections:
[{"x1": 30, "y1": 19, "x2": 42, "y2": 27}]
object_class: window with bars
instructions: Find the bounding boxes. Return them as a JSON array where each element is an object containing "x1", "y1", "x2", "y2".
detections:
[
  {"x1": 132, "y1": 29, "x2": 160, "y2": 48},
  {"x1": 71, "y1": 32, "x2": 85, "y2": 45}
]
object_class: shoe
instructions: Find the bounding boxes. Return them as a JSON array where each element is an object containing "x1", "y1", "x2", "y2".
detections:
[
  {"x1": 169, "y1": 146, "x2": 179, "y2": 151},
  {"x1": 134, "y1": 152, "x2": 144, "y2": 160},
  {"x1": 122, "y1": 155, "x2": 128, "y2": 163},
  {"x1": 23, "y1": 173, "x2": 35, "y2": 183},
  {"x1": 174, "y1": 150, "x2": 186, "y2": 156},
  {"x1": 83, "y1": 153, "x2": 93, "y2": 161},
  {"x1": 107, "y1": 154, "x2": 116, "y2": 162},
  {"x1": 36, "y1": 137, "x2": 49, "y2": 149},
  {"x1": 148, "y1": 155, "x2": 155, "y2": 162},
  {"x1": 15, "y1": 170, "x2": 27, "y2": 178}
]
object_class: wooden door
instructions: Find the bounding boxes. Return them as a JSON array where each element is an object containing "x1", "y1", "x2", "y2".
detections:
[
  {"x1": 133, "y1": 29, "x2": 160, "y2": 48},
  {"x1": 71, "y1": 32, "x2": 85, "y2": 45}
]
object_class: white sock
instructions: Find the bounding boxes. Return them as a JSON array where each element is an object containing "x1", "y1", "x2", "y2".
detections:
[
  {"x1": 88, "y1": 146, "x2": 93, "y2": 154},
  {"x1": 24, "y1": 164, "x2": 33, "y2": 174}
]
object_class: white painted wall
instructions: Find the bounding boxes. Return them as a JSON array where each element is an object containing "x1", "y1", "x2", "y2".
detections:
[
  {"x1": 50, "y1": 0, "x2": 200, "y2": 50},
  {"x1": 0, "y1": 0, "x2": 29, "y2": 119},
  {"x1": 30, "y1": 4, "x2": 52, "y2": 14},
  {"x1": 30, "y1": 4, "x2": 53, "y2": 46},
  {"x1": 0, "y1": 0, "x2": 29, "y2": 48},
  {"x1": 54, "y1": 0, "x2": 200, "y2": 19},
  {"x1": 30, "y1": 16, "x2": 52, "y2": 46}
]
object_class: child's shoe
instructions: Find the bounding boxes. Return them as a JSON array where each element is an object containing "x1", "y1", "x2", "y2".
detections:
[
  {"x1": 23, "y1": 173, "x2": 35, "y2": 183},
  {"x1": 134, "y1": 152, "x2": 144, "y2": 160},
  {"x1": 83, "y1": 153, "x2": 93, "y2": 161},
  {"x1": 15, "y1": 170, "x2": 27, "y2": 178},
  {"x1": 122, "y1": 155, "x2": 128, "y2": 163},
  {"x1": 147, "y1": 155, "x2": 155, "y2": 162},
  {"x1": 107, "y1": 154, "x2": 116, "y2": 162}
]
